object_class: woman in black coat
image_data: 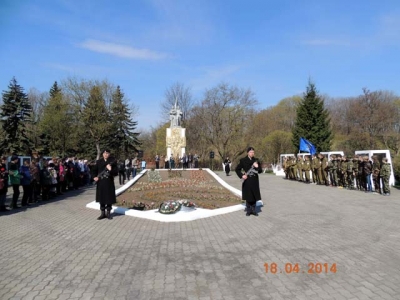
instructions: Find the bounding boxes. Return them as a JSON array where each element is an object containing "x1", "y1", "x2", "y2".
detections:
[
  {"x1": 235, "y1": 147, "x2": 263, "y2": 216},
  {"x1": 93, "y1": 150, "x2": 118, "y2": 220},
  {"x1": 224, "y1": 157, "x2": 231, "y2": 176}
]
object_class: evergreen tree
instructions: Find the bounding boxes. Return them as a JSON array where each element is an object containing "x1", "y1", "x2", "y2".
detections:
[
  {"x1": 108, "y1": 86, "x2": 141, "y2": 157},
  {"x1": 82, "y1": 85, "x2": 111, "y2": 159},
  {"x1": 39, "y1": 82, "x2": 74, "y2": 156},
  {"x1": 49, "y1": 81, "x2": 61, "y2": 98},
  {"x1": 292, "y1": 81, "x2": 333, "y2": 152},
  {"x1": 0, "y1": 77, "x2": 33, "y2": 155}
]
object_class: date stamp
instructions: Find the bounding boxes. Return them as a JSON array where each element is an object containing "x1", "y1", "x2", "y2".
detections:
[{"x1": 264, "y1": 262, "x2": 337, "y2": 274}]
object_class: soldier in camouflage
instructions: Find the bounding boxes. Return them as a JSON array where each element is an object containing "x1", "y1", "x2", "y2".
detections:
[
  {"x1": 353, "y1": 156, "x2": 360, "y2": 190},
  {"x1": 297, "y1": 156, "x2": 304, "y2": 182},
  {"x1": 328, "y1": 155, "x2": 336, "y2": 186},
  {"x1": 372, "y1": 155, "x2": 381, "y2": 194},
  {"x1": 346, "y1": 155, "x2": 354, "y2": 189},
  {"x1": 380, "y1": 157, "x2": 391, "y2": 196},
  {"x1": 304, "y1": 156, "x2": 311, "y2": 183},
  {"x1": 320, "y1": 153, "x2": 329, "y2": 186}
]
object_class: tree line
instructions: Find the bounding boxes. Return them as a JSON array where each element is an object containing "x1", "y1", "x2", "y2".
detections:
[
  {"x1": 1, "y1": 77, "x2": 399, "y2": 181},
  {"x1": 0, "y1": 77, "x2": 141, "y2": 160},
  {"x1": 141, "y1": 81, "x2": 400, "y2": 182}
]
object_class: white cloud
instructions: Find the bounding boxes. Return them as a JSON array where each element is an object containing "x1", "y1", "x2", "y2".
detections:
[
  {"x1": 43, "y1": 63, "x2": 75, "y2": 72},
  {"x1": 79, "y1": 39, "x2": 169, "y2": 60}
]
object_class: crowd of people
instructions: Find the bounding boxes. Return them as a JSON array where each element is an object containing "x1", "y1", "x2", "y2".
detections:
[
  {"x1": 165, "y1": 153, "x2": 199, "y2": 169},
  {"x1": 0, "y1": 155, "x2": 94, "y2": 212},
  {"x1": 116, "y1": 156, "x2": 146, "y2": 185},
  {"x1": 282, "y1": 154, "x2": 392, "y2": 196}
]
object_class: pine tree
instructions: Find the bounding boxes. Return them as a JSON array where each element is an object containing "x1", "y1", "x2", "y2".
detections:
[
  {"x1": 0, "y1": 77, "x2": 33, "y2": 155},
  {"x1": 82, "y1": 85, "x2": 111, "y2": 159},
  {"x1": 39, "y1": 82, "x2": 74, "y2": 156},
  {"x1": 108, "y1": 86, "x2": 141, "y2": 157},
  {"x1": 49, "y1": 81, "x2": 61, "y2": 98},
  {"x1": 292, "y1": 81, "x2": 333, "y2": 152}
]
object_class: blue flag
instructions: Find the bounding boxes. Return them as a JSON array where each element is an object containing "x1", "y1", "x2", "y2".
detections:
[{"x1": 299, "y1": 137, "x2": 316, "y2": 155}]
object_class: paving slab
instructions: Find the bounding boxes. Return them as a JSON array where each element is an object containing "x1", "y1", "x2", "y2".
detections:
[{"x1": 0, "y1": 172, "x2": 399, "y2": 300}]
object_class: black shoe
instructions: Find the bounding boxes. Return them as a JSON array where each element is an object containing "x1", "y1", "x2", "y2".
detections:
[
  {"x1": 253, "y1": 212, "x2": 259, "y2": 216},
  {"x1": 97, "y1": 210, "x2": 106, "y2": 220},
  {"x1": 106, "y1": 210, "x2": 113, "y2": 220},
  {"x1": 246, "y1": 212, "x2": 251, "y2": 216}
]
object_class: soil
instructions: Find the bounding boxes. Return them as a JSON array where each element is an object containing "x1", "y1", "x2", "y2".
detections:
[{"x1": 116, "y1": 169, "x2": 242, "y2": 210}]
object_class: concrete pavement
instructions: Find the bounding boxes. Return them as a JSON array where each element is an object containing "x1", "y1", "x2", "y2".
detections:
[{"x1": 0, "y1": 172, "x2": 399, "y2": 300}]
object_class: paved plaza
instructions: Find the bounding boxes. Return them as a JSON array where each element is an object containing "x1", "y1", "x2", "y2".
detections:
[{"x1": 0, "y1": 172, "x2": 399, "y2": 300}]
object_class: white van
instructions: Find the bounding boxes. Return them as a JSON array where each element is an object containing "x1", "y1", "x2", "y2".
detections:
[{"x1": 355, "y1": 150, "x2": 395, "y2": 186}]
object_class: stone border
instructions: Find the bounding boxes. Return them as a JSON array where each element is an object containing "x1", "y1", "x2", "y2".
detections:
[{"x1": 86, "y1": 168, "x2": 263, "y2": 222}]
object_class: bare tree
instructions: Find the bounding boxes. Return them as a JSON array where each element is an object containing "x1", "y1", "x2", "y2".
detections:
[
  {"x1": 186, "y1": 83, "x2": 257, "y2": 162},
  {"x1": 161, "y1": 82, "x2": 194, "y2": 124},
  {"x1": 26, "y1": 88, "x2": 49, "y2": 152}
]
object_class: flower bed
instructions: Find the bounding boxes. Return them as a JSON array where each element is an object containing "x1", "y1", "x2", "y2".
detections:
[{"x1": 116, "y1": 169, "x2": 241, "y2": 210}]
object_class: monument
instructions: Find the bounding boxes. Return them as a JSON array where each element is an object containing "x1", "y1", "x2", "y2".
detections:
[{"x1": 166, "y1": 99, "x2": 186, "y2": 160}]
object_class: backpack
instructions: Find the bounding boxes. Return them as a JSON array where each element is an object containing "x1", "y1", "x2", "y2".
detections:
[{"x1": 118, "y1": 162, "x2": 125, "y2": 171}]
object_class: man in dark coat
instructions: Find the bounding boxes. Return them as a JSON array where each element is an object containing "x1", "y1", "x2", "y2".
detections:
[
  {"x1": 235, "y1": 147, "x2": 262, "y2": 216},
  {"x1": 93, "y1": 150, "x2": 118, "y2": 220},
  {"x1": 224, "y1": 157, "x2": 231, "y2": 176}
]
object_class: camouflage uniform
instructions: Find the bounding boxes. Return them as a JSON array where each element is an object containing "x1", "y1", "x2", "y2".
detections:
[
  {"x1": 333, "y1": 157, "x2": 339, "y2": 186},
  {"x1": 340, "y1": 157, "x2": 348, "y2": 188},
  {"x1": 321, "y1": 155, "x2": 328, "y2": 185},
  {"x1": 311, "y1": 156, "x2": 317, "y2": 183},
  {"x1": 380, "y1": 161, "x2": 391, "y2": 195},
  {"x1": 353, "y1": 157, "x2": 359, "y2": 190},
  {"x1": 372, "y1": 157, "x2": 381, "y2": 194},
  {"x1": 297, "y1": 157, "x2": 304, "y2": 182},
  {"x1": 315, "y1": 156, "x2": 323, "y2": 185},
  {"x1": 283, "y1": 158, "x2": 289, "y2": 179},
  {"x1": 304, "y1": 156, "x2": 311, "y2": 183},
  {"x1": 293, "y1": 157, "x2": 298, "y2": 180},
  {"x1": 328, "y1": 156, "x2": 335, "y2": 186},
  {"x1": 346, "y1": 156, "x2": 354, "y2": 189}
]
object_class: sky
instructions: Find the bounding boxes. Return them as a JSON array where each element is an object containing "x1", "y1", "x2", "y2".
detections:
[{"x1": 1, "y1": 0, "x2": 400, "y2": 131}]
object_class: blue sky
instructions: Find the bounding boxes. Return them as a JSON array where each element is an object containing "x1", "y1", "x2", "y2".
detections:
[{"x1": 1, "y1": 0, "x2": 400, "y2": 131}]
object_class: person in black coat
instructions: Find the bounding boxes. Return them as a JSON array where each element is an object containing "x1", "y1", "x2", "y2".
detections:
[
  {"x1": 93, "y1": 149, "x2": 118, "y2": 220},
  {"x1": 235, "y1": 147, "x2": 262, "y2": 216},
  {"x1": 224, "y1": 157, "x2": 231, "y2": 176}
]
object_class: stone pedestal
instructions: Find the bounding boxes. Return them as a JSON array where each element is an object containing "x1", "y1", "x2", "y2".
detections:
[{"x1": 166, "y1": 127, "x2": 186, "y2": 159}]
